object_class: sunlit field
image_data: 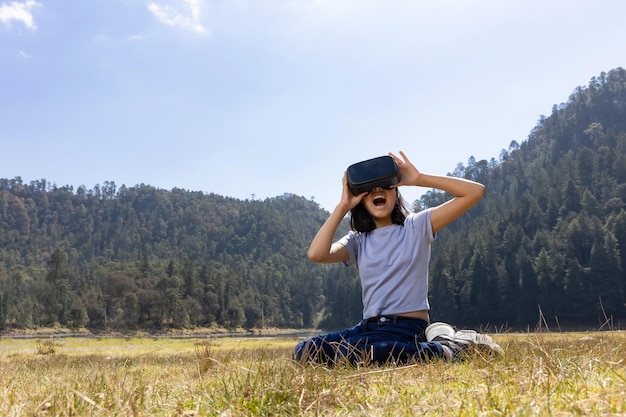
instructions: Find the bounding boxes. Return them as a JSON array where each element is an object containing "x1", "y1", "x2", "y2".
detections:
[{"x1": 1, "y1": 331, "x2": 625, "y2": 416}]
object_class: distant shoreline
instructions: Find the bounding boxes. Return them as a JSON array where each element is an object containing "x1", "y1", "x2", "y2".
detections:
[{"x1": 0, "y1": 327, "x2": 320, "y2": 339}]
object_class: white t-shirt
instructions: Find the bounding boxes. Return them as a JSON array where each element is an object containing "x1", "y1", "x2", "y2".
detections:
[{"x1": 337, "y1": 209, "x2": 435, "y2": 319}]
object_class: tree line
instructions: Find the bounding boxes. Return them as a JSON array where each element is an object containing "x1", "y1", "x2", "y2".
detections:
[
  {"x1": 425, "y1": 68, "x2": 626, "y2": 330},
  {"x1": 1, "y1": 68, "x2": 625, "y2": 332},
  {"x1": 0, "y1": 184, "x2": 361, "y2": 331}
]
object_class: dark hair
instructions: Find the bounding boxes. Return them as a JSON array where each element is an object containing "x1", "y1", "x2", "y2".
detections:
[{"x1": 349, "y1": 189, "x2": 410, "y2": 233}]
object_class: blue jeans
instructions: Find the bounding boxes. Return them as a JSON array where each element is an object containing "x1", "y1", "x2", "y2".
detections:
[{"x1": 293, "y1": 317, "x2": 446, "y2": 366}]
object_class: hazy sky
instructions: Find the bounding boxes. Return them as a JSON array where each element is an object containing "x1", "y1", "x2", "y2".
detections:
[{"x1": 2, "y1": 0, "x2": 625, "y2": 211}]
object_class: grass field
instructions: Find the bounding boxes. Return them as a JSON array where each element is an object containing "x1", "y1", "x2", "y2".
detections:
[{"x1": 0, "y1": 331, "x2": 625, "y2": 416}]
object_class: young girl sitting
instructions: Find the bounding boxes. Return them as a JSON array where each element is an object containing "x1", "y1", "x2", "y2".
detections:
[{"x1": 293, "y1": 151, "x2": 502, "y2": 365}]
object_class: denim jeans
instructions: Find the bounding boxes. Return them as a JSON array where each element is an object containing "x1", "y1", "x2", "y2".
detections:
[{"x1": 293, "y1": 317, "x2": 446, "y2": 366}]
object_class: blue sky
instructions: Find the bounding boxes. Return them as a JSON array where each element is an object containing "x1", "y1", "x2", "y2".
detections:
[{"x1": 1, "y1": 0, "x2": 625, "y2": 212}]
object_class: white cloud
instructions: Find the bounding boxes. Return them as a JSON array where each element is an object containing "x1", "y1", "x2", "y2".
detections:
[
  {"x1": 148, "y1": 0, "x2": 207, "y2": 34},
  {"x1": 0, "y1": 0, "x2": 40, "y2": 30},
  {"x1": 19, "y1": 50, "x2": 29, "y2": 58}
]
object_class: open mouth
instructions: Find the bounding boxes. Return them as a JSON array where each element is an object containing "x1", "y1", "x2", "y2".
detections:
[{"x1": 373, "y1": 196, "x2": 387, "y2": 206}]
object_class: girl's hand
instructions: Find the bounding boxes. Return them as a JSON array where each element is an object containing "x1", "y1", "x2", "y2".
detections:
[
  {"x1": 389, "y1": 151, "x2": 422, "y2": 187},
  {"x1": 339, "y1": 171, "x2": 367, "y2": 210}
]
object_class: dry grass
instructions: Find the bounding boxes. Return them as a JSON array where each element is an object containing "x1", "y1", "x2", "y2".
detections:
[{"x1": 0, "y1": 331, "x2": 624, "y2": 416}]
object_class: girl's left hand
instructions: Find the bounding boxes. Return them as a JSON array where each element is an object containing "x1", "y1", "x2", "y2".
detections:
[{"x1": 389, "y1": 151, "x2": 421, "y2": 187}]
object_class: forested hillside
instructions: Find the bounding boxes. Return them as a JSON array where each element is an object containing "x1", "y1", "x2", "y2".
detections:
[
  {"x1": 1, "y1": 68, "x2": 625, "y2": 332},
  {"x1": 426, "y1": 67, "x2": 626, "y2": 329},
  {"x1": 0, "y1": 186, "x2": 361, "y2": 331}
]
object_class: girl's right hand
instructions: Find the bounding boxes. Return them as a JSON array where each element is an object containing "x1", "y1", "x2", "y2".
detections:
[{"x1": 339, "y1": 172, "x2": 367, "y2": 211}]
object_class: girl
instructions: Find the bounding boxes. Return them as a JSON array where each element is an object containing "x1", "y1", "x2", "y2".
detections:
[{"x1": 293, "y1": 150, "x2": 501, "y2": 365}]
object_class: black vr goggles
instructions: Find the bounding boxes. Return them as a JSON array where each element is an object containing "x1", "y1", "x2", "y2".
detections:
[{"x1": 346, "y1": 155, "x2": 399, "y2": 195}]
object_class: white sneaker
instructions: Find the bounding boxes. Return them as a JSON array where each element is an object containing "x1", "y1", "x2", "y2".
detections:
[
  {"x1": 431, "y1": 326, "x2": 504, "y2": 359},
  {"x1": 450, "y1": 329, "x2": 504, "y2": 356}
]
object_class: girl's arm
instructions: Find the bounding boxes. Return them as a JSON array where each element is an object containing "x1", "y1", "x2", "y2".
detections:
[
  {"x1": 308, "y1": 172, "x2": 365, "y2": 264},
  {"x1": 390, "y1": 151, "x2": 485, "y2": 233}
]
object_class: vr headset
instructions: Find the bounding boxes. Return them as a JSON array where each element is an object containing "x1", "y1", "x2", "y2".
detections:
[{"x1": 347, "y1": 155, "x2": 399, "y2": 195}]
